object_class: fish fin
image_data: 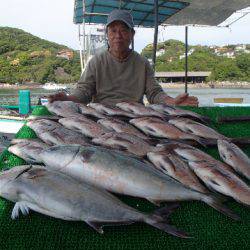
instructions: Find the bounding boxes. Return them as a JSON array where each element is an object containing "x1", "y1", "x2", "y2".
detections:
[
  {"x1": 147, "y1": 199, "x2": 162, "y2": 206},
  {"x1": 202, "y1": 195, "x2": 240, "y2": 221},
  {"x1": 144, "y1": 138, "x2": 164, "y2": 146},
  {"x1": 14, "y1": 165, "x2": 33, "y2": 179},
  {"x1": 86, "y1": 220, "x2": 135, "y2": 234},
  {"x1": 148, "y1": 205, "x2": 190, "y2": 239},
  {"x1": 149, "y1": 221, "x2": 191, "y2": 239},
  {"x1": 199, "y1": 138, "x2": 217, "y2": 147},
  {"x1": 86, "y1": 221, "x2": 104, "y2": 234},
  {"x1": 179, "y1": 115, "x2": 210, "y2": 125},
  {"x1": 11, "y1": 201, "x2": 30, "y2": 219},
  {"x1": 153, "y1": 203, "x2": 180, "y2": 220},
  {"x1": 195, "y1": 137, "x2": 217, "y2": 148},
  {"x1": 113, "y1": 144, "x2": 128, "y2": 151}
]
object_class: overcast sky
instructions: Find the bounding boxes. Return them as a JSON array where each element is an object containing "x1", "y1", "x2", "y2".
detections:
[{"x1": 0, "y1": 0, "x2": 249, "y2": 52}]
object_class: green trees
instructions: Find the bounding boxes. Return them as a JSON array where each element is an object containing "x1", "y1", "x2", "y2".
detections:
[
  {"x1": 0, "y1": 27, "x2": 81, "y2": 84},
  {"x1": 236, "y1": 54, "x2": 250, "y2": 81},
  {"x1": 142, "y1": 39, "x2": 250, "y2": 82}
]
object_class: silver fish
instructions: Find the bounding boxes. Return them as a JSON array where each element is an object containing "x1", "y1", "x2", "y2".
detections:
[
  {"x1": 77, "y1": 103, "x2": 106, "y2": 119},
  {"x1": 46, "y1": 101, "x2": 79, "y2": 117},
  {"x1": 147, "y1": 150, "x2": 208, "y2": 193},
  {"x1": 116, "y1": 102, "x2": 164, "y2": 118},
  {"x1": 148, "y1": 104, "x2": 210, "y2": 124},
  {"x1": 168, "y1": 118, "x2": 228, "y2": 140},
  {"x1": 130, "y1": 117, "x2": 203, "y2": 143},
  {"x1": 97, "y1": 118, "x2": 148, "y2": 139},
  {"x1": 38, "y1": 145, "x2": 238, "y2": 220},
  {"x1": 92, "y1": 132, "x2": 154, "y2": 157},
  {"x1": 89, "y1": 103, "x2": 136, "y2": 118},
  {"x1": 59, "y1": 116, "x2": 108, "y2": 138},
  {"x1": 27, "y1": 119, "x2": 60, "y2": 133},
  {"x1": 188, "y1": 161, "x2": 250, "y2": 206},
  {"x1": 0, "y1": 165, "x2": 187, "y2": 238},
  {"x1": 172, "y1": 143, "x2": 233, "y2": 173},
  {"x1": 8, "y1": 139, "x2": 48, "y2": 163},
  {"x1": 218, "y1": 139, "x2": 250, "y2": 180},
  {"x1": 27, "y1": 119, "x2": 90, "y2": 146}
]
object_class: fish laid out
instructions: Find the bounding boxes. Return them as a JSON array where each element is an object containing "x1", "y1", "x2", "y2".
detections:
[
  {"x1": 116, "y1": 102, "x2": 165, "y2": 119},
  {"x1": 8, "y1": 139, "x2": 48, "y2": 163},
  {"x1": 130, "y1": 117, "x2": 203, "y2": 145},
  {"x1": 89, "y1": 103, "x2": 136, "y2": 118},
  {"x1": 59, "y1": 116, "x2": 109, "y2": 138},
  {"x1": 168, "y1": 118, "x2": 229, "y2": 140},
  {"x1": 4, "y1": 100, "x2": 250, "y2": 237},
  {"x1": 0, "y1": 165, "x2": 187, "y2": 238},
  {"x1": 147, "y1": 149, "x2": 208, "y2": 194},
  {"x1": 170, "y1": 143, "x2": 234, "y2": 173},
  {"x1": 188, "y1": 161, "x2": 250, "y2": 206},
  {"x1": 165, "y1": 143, "x2": 250, "y2": 205},
  {"x1": 27, "y1": 119, "x2": 90, "y2": 146},
  {"x1": 92, "y1": 132, "x2": 155, "y2": 157},
  {"x1": 148, "y1": 104, "x2": 210, "y2": 124},
  {"x1": 218, "y1": 139, "x2": 250, "y2": 180},
  {"x1": 97, "y1": 118, "x2": 148, "y2": 139},
  {"x1": 46, "y1": 101, "x2": 80, "y2": 117},
  {"x1": 78, "y1": 103, "x2": 106, "y2": 119},
  {"x1": 36, "y1": 145, "x2": 238, "y2": 220}
]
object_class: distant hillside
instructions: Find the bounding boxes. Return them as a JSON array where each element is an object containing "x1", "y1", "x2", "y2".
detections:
[
  {"x1": 0, "y1": 27, "x2": 81, "y2": 84},
  {"x1": 141, "y1": 39, "x2": 250, "y2": 82}
]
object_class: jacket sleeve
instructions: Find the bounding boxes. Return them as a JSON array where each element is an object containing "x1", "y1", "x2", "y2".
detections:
[
  {"x1": 71, "y1": 58, "x2": 96, "y2": 104},
  {"x1": 144, "y1": 60, "x2": 169, "y2": 104}
]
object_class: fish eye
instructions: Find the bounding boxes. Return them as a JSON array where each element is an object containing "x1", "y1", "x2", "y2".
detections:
[{"x1": 1, "y1": 166, "x2": 11, "y2": 172}]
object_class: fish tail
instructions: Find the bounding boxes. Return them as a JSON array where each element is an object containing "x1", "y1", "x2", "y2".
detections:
[
  {"x1": 202, "y1": 195, "x2": 240, "y2": 221},
  {"x1": 145, "y1": 203, "x2": 190, "y2": 238},
  {"x1": 230, "y1": 137, "x2": 250, "y2": 146},
  {"x1": 196, "y1": 138, "x2": 218, "y2": 147},
  {"x1": 200, "y1": 116, "x2": 211, "y2": 125}
]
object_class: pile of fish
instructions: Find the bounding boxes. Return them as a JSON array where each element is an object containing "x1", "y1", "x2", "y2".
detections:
[{"x1": 1, "y1": 100, "x2": 250, "y2": 238}]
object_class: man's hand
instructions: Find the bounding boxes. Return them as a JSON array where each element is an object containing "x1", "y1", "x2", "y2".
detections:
[
  {"x1": 163, "y1": 93, "x2": 199, "y2": 107},
  {"x1": 47, "y1": 92, "x2": 83, "y2": 104},
  {"x1": 47, "y1": 92, "x2": 68, "y2": 103}
]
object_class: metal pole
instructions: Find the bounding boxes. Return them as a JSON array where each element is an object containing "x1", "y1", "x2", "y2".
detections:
[
  {"x1": 152, "y1": 0, "x2": 158, "y2": 72},
  {"x1": 78, "y1": 25, "x2": 84, "y2": 73},
  {"x1": 82, "y1": 0, "x2": 86, "y2": 68},
  {"x1": 185, "y1": 26, "x2": 188, "y2": 93}
]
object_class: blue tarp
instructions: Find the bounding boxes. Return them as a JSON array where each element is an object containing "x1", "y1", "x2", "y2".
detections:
[{"x1": 74, "y1": 0, "x2": 189, "y2": 27}]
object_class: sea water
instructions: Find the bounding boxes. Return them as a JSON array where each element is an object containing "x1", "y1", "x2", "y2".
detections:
[{"x1": 1, "y1": 87, "x2": 250, "y2": 107}]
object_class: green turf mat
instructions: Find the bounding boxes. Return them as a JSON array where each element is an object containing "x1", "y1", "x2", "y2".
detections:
[{"x1": 0, "y1": 106, "x2": 249, "y2": 250}]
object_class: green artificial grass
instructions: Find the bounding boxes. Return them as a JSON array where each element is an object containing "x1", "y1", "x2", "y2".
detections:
[{"x1": 0, "y1": 106, "x2": 249, "y2": 250}]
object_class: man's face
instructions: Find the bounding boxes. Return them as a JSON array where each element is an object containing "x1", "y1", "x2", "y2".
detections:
[{"x1": 107, "y1": 21, "x2": 134, "y2": 53}]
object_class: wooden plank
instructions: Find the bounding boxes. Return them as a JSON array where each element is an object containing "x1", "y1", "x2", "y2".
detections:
[
  {"x1": 214, "y1": 98, "x2": 243, "y2": 103},
  {"x1": 217, "y1": 116, "x2": 250, "y2": 123},
  {"x1": 0, "y1": 115, "x2": 26, "y2": 121}
]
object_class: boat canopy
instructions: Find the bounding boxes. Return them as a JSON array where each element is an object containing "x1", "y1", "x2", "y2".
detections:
[
  {"x1": 164, "y1": 0, "x2": 250, "y2": 26},
  {"x1": 73, "y1": 0, "x2": 189, "y2": 27},
  {"x1": 74, "y1": 0, "x2": 249, "y2": 27}
]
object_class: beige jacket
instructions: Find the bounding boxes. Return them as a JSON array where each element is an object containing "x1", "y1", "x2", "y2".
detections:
[{"x1": 72, "y1": 50, "x2": 168, "y2": 106}]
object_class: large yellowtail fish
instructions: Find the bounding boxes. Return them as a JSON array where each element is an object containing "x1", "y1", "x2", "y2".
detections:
[
  {"x1": 38, "y1": 145, "x2": 239, "y2": 220},
  {"x1": 0, "y1": 165, "x2": 187, "y2": 238}
]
